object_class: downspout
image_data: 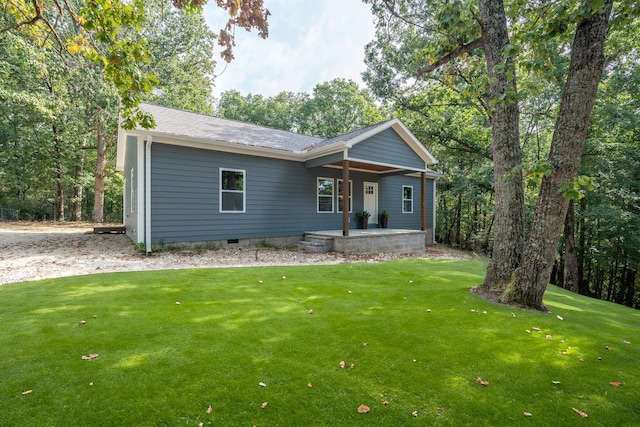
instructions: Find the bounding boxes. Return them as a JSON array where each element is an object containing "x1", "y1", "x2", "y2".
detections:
[
  {"x1": 145, "y1": 136, "x2": 153, "y2": 254},
  {"x1": 420, "y1": 172, "x2": 426, "y2": 231}
]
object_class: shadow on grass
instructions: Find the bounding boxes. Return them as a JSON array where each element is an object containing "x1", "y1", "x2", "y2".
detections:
[{"x1": 0, "y1": 259, "x2": 637, "y2": 426}]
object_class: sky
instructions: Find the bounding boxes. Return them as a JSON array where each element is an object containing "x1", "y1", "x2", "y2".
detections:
[{"x1": 202, "y1": 0, "x2": 376, "y2": 99}]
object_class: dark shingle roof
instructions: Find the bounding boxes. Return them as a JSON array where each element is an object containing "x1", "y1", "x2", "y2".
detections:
[{"x1": 140, "y1": 103, "x2": 323, "y2": 153}]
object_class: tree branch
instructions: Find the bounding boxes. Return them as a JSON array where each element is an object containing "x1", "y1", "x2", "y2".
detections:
[
  {"x1": 0, "y1": 0, "x2": 43, "y2": 34},
  {"x1": 417, "y1": 37, "x2": 484, "y2": 77}
]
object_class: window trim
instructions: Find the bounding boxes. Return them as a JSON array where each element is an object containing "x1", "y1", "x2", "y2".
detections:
[
  {"x1": 402, "y1": 185, "x2": 413, "y2": 213},
  {"x1": 219, "y1": 168, "x2": 246, "y2": 213},
  {"x1": 337, "y1": 179, "x2": 353, "y2": 213},
  {"x1": 317, "y1": 177, "x2": 334, "y2": 213}
]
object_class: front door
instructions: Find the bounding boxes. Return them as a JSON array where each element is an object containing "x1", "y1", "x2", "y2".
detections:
[{"x1": 363, "y1": 182, "x2": 378, "y2": 225}]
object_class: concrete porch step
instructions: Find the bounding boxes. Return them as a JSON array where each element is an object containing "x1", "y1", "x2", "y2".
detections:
[{"x1": 298, "y1": 235, "x2": 335, "y2": 253}]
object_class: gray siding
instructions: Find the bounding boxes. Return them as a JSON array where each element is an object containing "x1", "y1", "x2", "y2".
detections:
[
  {"x1": 123, "y1": 136, "x2": 139, "y2": 241},
  {"x1": 378, "y1": 175, "x2": 435, "y2": 230},
  {"x1": 148, "y1": 143, "x2": 435, "y2": 243},
  {"x1": 304, "y1": 152, "x2": 344, "y2": 168},
  {"x1": 150, "y1": 144, "x2": 366, "y2": 243},
  {"x1": 348, "y1": 128, "x2": 426, "y2": 170}
]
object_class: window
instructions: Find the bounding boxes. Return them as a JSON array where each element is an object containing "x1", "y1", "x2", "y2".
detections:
[
  {"x1": 403, "y1": 185, "x2": 413, "y2": 213},
  {"x1": 337, "y1": 179, "x2": 352, "y2": 213},
  {"x1": 220, "y1": 168, "x2": 246, "y2": 213},
  {"x1": 317, "y1": 178, "x2": 334, "y2": 212}
]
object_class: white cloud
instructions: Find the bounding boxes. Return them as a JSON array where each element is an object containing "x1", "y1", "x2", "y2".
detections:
[{"x1": 203, "y1": 0, "x2": 376, "y2": 98}]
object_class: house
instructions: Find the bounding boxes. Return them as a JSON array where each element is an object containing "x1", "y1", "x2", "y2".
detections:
[{"x1": 116, "y1": 103, "x2": 440, "y2": 253}]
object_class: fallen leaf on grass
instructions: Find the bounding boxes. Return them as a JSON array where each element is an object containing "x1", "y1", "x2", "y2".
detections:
[
  {"x1": 572, "y1": 407, "x2": 588, "y2": 418},
  {"x1": 523, "y1": 412, "x2": 533, "y2": 417},
  {"x1": 552, "y1": 381, "x2": 561, "y2": 385},
  {"x1": 623, "y1": 339, "x2": 631, "y2": 344},
  {"x1": 412, "y1": 410, "x2": 418, "y2": 417},
  {"x1": 206, "y1": 405, "x2": 213, "y2": 414},
  {"x1": 307, "y1": 383, "x2": 313, "y2": 388},
  {"x1": 258, "y1": 382, "x2": 267, "y2": 387},
  {"x1": 198, "y1": 423, "x2": 203, "y2": 427},
  {"x1": 261, "y1": 402, "x2": 268, "y2": 409},
  {"x1": 350, "y1": 363, "x2": 355, "y2": 369},
  {"x1": 546, "y1": 335, "x2": 553, "y2": 340},
  {"x1": 258, "y1": 280, "x2": 263, "y2": 284},
  {"x1": 339, "y1": 361, "x2": 346, "y2": 368},
  {"x1": 605, "y1": 345, "x2": 611, "y2": 350},
  {"x1": 81, "y1": 353, "x2": 99, "y2": 361},
  {"x1": 532, "y1": 327, "x2": 541, "y2": 332},
  {"x1": 21, "y1": 390, "x2": 33, "y2": 395},
  {"x1": 79, "y1": 320, "x2": 86, "y2": 325},
  {"x1": 382, "y1": 401, "x2": 389, "y2": 406},
  {"x1": 308, "y1": 309, "x2": 314, "y2": 314},
  {"x1": 89, "y1": 382, "x2": 94, "y2": 386},
  {"x1": 610, "y1": 381, "x2": 624, "y2": 387},
  {"x1": 281, "y1": 276, "x2": 286, "y2": 280},
  {"x1": 175, "y1": 301, "x2": 180, "y2": 305},
  {"x1": 476, "y1": 377, "x2": 489, "y2": 387},
  {"x1": 557, "y1": 315, "x2": 564, "y2": 320},
  {"x1": 357, "y1": 405, "x2": 370, "y2": 414}
]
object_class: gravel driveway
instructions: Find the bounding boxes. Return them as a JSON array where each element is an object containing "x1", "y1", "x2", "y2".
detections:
[{"x1": 0, "y1": 222, "x2": 465, "y2": 285}]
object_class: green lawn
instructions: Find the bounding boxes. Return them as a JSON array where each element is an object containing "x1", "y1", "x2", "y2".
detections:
[{"x1": 1, "y1": 259, "x2": 638, "y2": 426}]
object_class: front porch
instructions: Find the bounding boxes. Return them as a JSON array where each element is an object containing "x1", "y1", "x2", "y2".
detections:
[{"x1": 299, "y1": 228, "x2": 426, "y2": 254}]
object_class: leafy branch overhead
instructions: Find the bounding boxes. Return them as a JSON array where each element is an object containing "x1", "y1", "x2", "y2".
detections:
[{"x1": 1, "y1": 0, "x2": 270, "y2": 129}]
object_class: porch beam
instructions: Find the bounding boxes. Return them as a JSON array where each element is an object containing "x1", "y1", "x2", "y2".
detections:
[
  {"x1": 420, "y1": 172, "x2": 426, "y2": 231},
  {"x1": 342, "y1": 160, "x2": 350, "y2": 236}
]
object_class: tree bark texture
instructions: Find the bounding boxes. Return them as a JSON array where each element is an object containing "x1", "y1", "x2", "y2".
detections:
[
  {"x1": 504, "y1": 1, "x2": 613, "y2": 309},
  {"x1": 563, "y1": 200, "x2": 579, "y2": 292},
  {"x1": 478, "y1": 0, "x2": 525, "y2": 290}
]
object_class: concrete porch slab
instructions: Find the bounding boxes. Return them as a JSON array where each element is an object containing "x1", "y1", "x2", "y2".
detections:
[{"x1": 304, "y1": 229, "x2": 426, "y2": 254}]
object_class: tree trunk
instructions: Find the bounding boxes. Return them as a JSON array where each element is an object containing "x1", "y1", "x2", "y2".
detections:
[
  {"x1": 478, "y1": 0, "x2": 525, "y2": 290},
  {"x1": 563, "y1": 200, "x2": 579, "y2": 292},
  {"x1": 53, "y1": 125, "x2": 65, "y2": 222},
  {"x1": 72, "y1": 138, "x2": 86, "y2": 222},
  {"x1": 577, "y1": 198, "x2": 587, "y2": 295},
  {"x1": 623, "y1": 266, "x2": 636, "y2": 308},
  {"x1": 454, "y1": 192, "x2": 462, "y2": 246},
  {"x1": 93, "y1": 118, "x2": 106, "y2": 223},
  {"x1": 503, "y1": 2, "x2": 613, "y2": 310}
]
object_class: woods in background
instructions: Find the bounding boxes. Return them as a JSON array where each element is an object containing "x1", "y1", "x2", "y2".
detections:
[{"x1": 0, "y1": 0, "x2": 637, "y2": 308}]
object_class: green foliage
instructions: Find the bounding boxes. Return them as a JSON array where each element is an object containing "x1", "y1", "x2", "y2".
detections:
[
  {"x1": 558, "y1": 175, "x2": 596, "y2": 200},
  {"x1": 1, "y1": 260, "x2": 639, "y2": 425},
  {"x1": 216, "y1": 79, "x2": 389, "y2": 137},
  {"x1": 0, "y1": 0, "x2": 219, "y2": 221}
]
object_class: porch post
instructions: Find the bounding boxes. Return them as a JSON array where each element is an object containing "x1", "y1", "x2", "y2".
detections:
[
  {"x1": 420, "y1": 172, "x2": 426, "y2": 231},
  {"x1": 342, "y1": 160, "x2": 350, "y2": 236}
]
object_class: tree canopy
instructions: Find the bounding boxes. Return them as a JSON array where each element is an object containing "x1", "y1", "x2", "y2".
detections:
[
  {"x1": 1, "y1": 0, "x2": 269, "y2": 128},
  {"x1": 363, "y1": 0, "x2": 639, "y2": 309}
]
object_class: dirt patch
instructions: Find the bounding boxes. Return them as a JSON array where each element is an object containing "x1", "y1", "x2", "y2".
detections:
[{"x1": 0, "y1": 221, "x2": 469, "y2": 285}]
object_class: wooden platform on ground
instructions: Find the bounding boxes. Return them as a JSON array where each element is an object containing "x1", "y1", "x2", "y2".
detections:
[{"x1": 93, "y1": 225, "x2": 126, "y2": 234}]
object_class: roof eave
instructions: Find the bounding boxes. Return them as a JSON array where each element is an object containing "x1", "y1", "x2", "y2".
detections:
[{"x1": 122, "y1": 129, "x2": 305, "y2": 161}]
